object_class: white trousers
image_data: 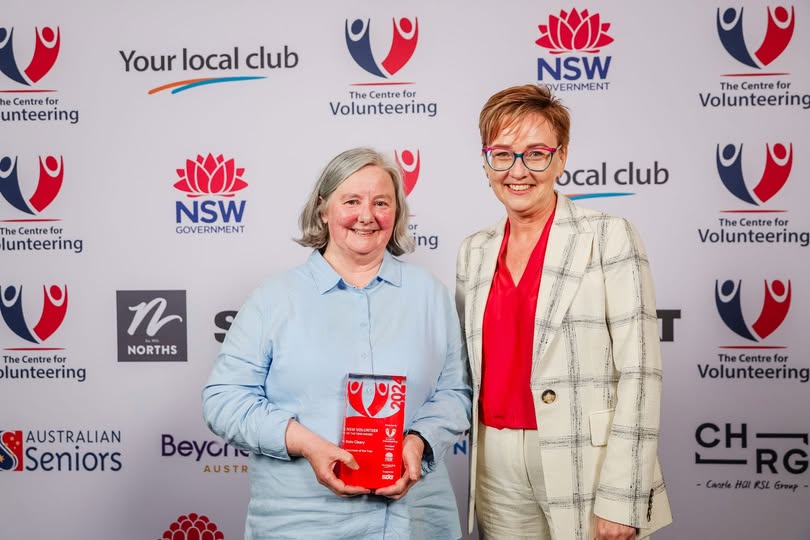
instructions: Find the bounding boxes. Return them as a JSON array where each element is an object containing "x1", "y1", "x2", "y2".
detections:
[{"x1": 475, "y1": 423, "x2": 555, "y2": 540}]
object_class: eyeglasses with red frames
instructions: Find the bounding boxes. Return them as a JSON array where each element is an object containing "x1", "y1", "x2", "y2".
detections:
[{"x1": 482, "y1": 145, "x2": 561, "y2": 172}]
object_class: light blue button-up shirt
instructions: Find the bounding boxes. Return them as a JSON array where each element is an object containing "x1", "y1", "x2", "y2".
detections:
[{"x1": 203, "y1": 250, "x2": 471, "y2": 540}]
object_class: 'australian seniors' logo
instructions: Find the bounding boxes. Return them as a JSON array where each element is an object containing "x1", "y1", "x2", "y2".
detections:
[
  {"x1": 394, "y1": 148, "x2": 420, "y2": 196},
  {"x1": 0, "y1": 430, "x2": 24, "y2": 471},
  {"x1": 536, "y1": 8, "x2": 613, "y2": 86},
  {"x1": 0, "y1": 284, "x2": 67, "y2": 347},
  {"x1": 0, "y1": 26, "x2": 60, "y2": 89},
  {"x1": 345, "y1": 18, "x2": 418, "y2": 83},
  {"x1": 0, "y1": 155, "x2": 63, "y2": 219},
  {"x1": 174, "y1": 153, "x2": 248, "y2": 234},
  {"x1": 717, "y1": 142, "x2": 791, "y2": 208},
  {"x1": 717, "y1": 6, "x2": 794, "y2": 72},
  {"x1": 716, "y1": 279, "x2": 790, "y2": 342}
]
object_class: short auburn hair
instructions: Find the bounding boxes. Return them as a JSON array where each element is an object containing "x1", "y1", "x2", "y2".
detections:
[{"x1": 479, "y1": 84, "x2": 571, "y2": 148}]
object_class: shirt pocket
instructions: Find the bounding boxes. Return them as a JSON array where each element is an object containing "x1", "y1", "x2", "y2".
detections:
[{"x1": 589, "y1": 408, "x2": 615, "y2": 447}]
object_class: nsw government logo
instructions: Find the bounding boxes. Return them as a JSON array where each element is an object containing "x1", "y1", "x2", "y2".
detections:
[
  {"x1": 174, "y1": 153, "x2": 248, "y2": 235},
  {"x1": 0, "y1": 25, "x2": 79, "y2": 124},
  {"x1": 157, "y1": 514, "x2": 225, "y2": 540},
  {"x1": 0, "y1": 284, "x2": 83, "y2": 383},
  {"x1": 116, "y1": 290, "x2": 187, "y2": 362},
  {"x1": 394, "y1": 148, "x2": 438, "y2": 251},
  {"x1": 697, "y1": 141, "x2": 809, "y2": 248},
  {"x1": 330, "y1": 17, "x2": 438, "y2": 118},
  {"x1": 0, "y1": 154, "x2": 84, "y2": 254},
  {"x1": 700, "y1": 5, "x2": 809, "y2": 110},
  {"x1": 535, "y1": 8, "x2": 613, "y2": 92},
  {"x1": 697, "y1": 278, "x2": 807, "y2": 384}
]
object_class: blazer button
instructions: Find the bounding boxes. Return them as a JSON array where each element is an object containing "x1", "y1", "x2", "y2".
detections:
[{"x1": 541, "y1": 389, "x2": 556, "y2": 404}]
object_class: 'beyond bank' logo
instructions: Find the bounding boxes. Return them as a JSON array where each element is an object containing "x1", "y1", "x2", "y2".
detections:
[
  {"x1": 0, "y1": 26, "x2": 60, "y2": 88},
  {"x1": 717, "y1": 6, "x2": 794, "y2": 71},
  {"x1": 0, "y1": 155, "x2": 63, "y2": 218},
  {"x1": 715, "y1": 279, "x2": 790, "y2": 342},
  {"x1": 345, "y1": 18, "x2": 418, "y2": 81},
  {"x1": 717, "y1": 142, "x2": 791, "y2": 207},
  {"x1": 0, "y1": 284, "x2": 67, "y2": 346}
]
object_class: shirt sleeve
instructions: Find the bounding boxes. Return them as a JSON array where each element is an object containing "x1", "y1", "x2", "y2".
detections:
[
  {"x1": 202, "y1": 285, "x2": 296, "y2": 461},
  {"x1": 406, "y1": 283, "x2": 472, "y2": 475}
]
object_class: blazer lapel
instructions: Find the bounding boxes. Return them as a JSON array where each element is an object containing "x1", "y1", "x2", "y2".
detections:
[
  {"x1": 532, "y1": 196, "x2": 593, "y2": 375},
  {"x1": 466, "y1": 218, "x2": 505, "y2": 385}
]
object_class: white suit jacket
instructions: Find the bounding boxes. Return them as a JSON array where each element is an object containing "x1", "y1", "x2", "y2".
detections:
[{"x1": 456, "y1": 194, "x2": 672, "y2": 539}]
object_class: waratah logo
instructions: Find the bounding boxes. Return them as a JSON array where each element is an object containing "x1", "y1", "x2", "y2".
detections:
[
  {"x1": 715, "y1": 279, "x2": 790, "y2": 342},
  {"x1": 157, "y1": 513, "x2": 224, "y2": 540},
  {"x1": 716, "y1": 142, "x2": 792, "y2": 206},
  {"x1": 0, "y1": 155, "x2": 63, "y2": 216},
  {"x1": 345, "y1": 18, "x2": 418, "y2": 78},
  {"x1": 717, "y1": 6, "x2": 794, "y2": 69},
  {"x1": 394, "y1": 148, "x2": 420, "y2": 196},
  {"x1": 0, "y1": 430, "x2": 24, "y2": 471},
  {"x1": 535, "y1": 9, "x2": 614, "y2": 53},
  {"x1": 0, "y1": 26, "x2": 60, "y2": 86},
  {"x1": 0, "y1": 285, "x2": 68, "y2": 344},
  {"x1": 174, "y1": 154, "x2": 247, "y2": 198}
]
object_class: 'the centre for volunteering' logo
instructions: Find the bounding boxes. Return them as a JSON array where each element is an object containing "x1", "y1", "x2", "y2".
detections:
[
  {"x1": 0, "y1": 154, "x2": 84, "y2": 254},
  {"x1": 535, "y1": 8, "x2": 614, "y2": 92},
  {"x1": 699, "y1": 5, "x2": 810, "y2": 110},
  {"x1": 330, "y1": 16, "x2": 437, "y2": 119},
  {"x1": 0, "y1": 428, "x2": 123, "y2": 472},
  {"x1": 173, "y1": 153, "x2": 248, "y2": 235},
  {"x1": 0, "y1": 25, "x2": 79, "y2": 124},
  {"x1": 394, "y1": 148, "x2": 438, "y2": 251},
  {"x1": 697, "y1": 278, "x2": 808, "y2": 384},
  {"x1": 116, "y1": 290, "x2": 187, "y2": 362},
  {"x1": 119, "y1": 41, "x2": 299, "y2": 95},
  {"x1": 0, "y1": 284, "x2": 84, "y2": 383},
  {"x1": 697, "y1": 141, "x2": 809, "y2": 248}
]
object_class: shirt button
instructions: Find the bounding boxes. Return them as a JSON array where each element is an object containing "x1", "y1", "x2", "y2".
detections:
[
  {"x1": 541, "y1": 389, "x2": 556, "y2": 404},
  {"x1": 361, "y1": 352, "x2": 367, "y2": 358}
]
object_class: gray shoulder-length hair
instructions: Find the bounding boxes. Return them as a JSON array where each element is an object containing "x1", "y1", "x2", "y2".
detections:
[{"x1": 296, "y1": 147, "x2": 415, "y2": 256}]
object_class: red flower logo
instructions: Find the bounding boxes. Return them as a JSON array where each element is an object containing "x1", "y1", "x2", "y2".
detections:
[
  {"x1": 536, "y1": 9, "x2": 614, "y2": 54},
  {"x1": 173, "y1": 154, "x2": 247, "y2": 198},
  {"x1": 158, "y1": 513, "x2": 224, "y2": 540}
]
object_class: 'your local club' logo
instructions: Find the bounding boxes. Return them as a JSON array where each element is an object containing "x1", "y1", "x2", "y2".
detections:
[
  {"x1": 715, "y1": 279, "x2": 790, "y2": 342},
  {"x1": 717, "y1": 6, "x2": 794, "y2": 71},
  {"x1": 0, "y1": 26, "x2": 60, "y2": 88}
]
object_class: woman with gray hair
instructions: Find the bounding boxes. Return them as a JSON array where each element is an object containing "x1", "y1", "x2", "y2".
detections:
[{"x1": 203, "y1": 147, "x2": 471, "y2": 539}]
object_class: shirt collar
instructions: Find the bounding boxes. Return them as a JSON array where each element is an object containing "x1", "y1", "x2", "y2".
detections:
[{"x1": 308, "y1": 250, "x2": 402, "y2": 294}]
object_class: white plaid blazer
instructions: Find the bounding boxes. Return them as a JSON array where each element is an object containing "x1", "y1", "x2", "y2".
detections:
[{"x1": 456, "y1": 194, "x2": 672, "y2": 539}]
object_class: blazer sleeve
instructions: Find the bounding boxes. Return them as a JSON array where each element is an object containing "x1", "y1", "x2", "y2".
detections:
[{"x1": 593, "y1": 218, "x2": 663, "y2": 528}]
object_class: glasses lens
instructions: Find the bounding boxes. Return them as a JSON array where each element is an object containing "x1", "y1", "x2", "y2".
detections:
[
  {"x1": 523, "y1": 148, "x2": 554, "y2": 172},
  {"x1": 486, "y1": 149, "x2": 515, "y2": 171}
]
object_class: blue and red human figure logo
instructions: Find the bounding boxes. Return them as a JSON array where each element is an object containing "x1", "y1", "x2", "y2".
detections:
[
  {"x1": 0, "y1": 155, "x2": 64, "y2": 219},
  {"x1": 0, "y1": 285, "x2": 67, "y2": 346},
  {"x1": 715, "y1": 279, "x2": 790, "y2": 342},
  {"x1": 394, "y1": 148, "x2": 420, "y2": 196},
  {"x1": 0, "y1": 430, "x2": 24, "y2": 471},
  {"x1": 345, "y1": 18, "x2": 418, "y2": 80},
  {"x1": 717, "y1": 6, "x2": 794, "y2": 70},
  {"x1": 0, "y1": 26, "x2": 60, "y2": 87},
  {"x1": 716, "y1": 143, "x2": 791, "y2": 206}
]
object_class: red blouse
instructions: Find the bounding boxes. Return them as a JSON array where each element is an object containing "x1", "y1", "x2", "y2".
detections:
[{"x1": 480, "y1": 210, "x2": 555, "y2": 429}]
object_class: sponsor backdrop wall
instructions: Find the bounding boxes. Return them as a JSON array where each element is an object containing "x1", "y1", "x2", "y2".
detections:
[{"x1": 2, "y1": 1, "x2": 808, "y2": 538}]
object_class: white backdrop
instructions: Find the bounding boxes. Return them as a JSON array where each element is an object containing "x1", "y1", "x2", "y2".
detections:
[{"x1": 2, "y1": 1, "x2": 809, "y2": 539}]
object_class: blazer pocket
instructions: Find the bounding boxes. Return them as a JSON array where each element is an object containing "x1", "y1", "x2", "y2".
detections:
[{"x1": 589, "y1": 408, "x2": 615, "y2": 447}]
